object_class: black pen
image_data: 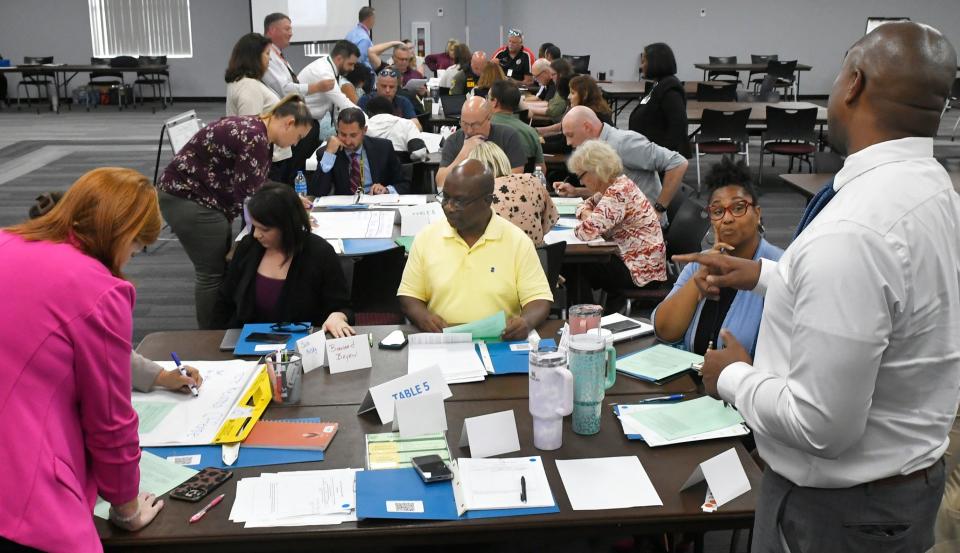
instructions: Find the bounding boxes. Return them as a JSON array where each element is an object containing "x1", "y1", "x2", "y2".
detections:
[{"x1": 520, "y1": 476, "x2": 527, "y2": 503}]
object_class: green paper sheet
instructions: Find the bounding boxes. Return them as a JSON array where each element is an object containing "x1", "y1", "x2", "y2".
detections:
[
  {"x1": 395, "y1": 235, "x2": 415, "y2": 253},
  {"x1": 626, "y1": 396, "x2": 745, "y2": 441},
  {"x1": 94, "y1": 451, "x2": 198, "y2": 519},
  {"x1": 443, "y1": 310, "x2": 506, "y2": 341},
  {"x1": 617, "y1": 344, "x2": 704, "y2": 382},
  {"x1": 556, "y1": 205, "x2": 578, "y2": 216},
  {"x1": 132, "y1": 400, "x2": 177, "y2": 434}
]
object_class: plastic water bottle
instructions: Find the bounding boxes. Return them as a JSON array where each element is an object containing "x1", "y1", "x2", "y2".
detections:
[
  {"x1": 294, "y1": 171, "x2": 307, "y2": 197},
  {"x1": 532, "y1": 165, "x2": 547, "y2": 189}
]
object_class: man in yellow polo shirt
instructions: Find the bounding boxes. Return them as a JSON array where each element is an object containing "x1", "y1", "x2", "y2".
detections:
[{"x1": 398, "y1": 159, "x2": 553, "y2": 340}]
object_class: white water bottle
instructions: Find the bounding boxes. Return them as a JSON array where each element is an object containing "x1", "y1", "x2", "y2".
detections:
[
  {"x1": 528, "y1": 341, "x2": 573, "y2": 450},
  {"x1": 294, "y1": 170, "x2": 307, "y2": 197},
  {"x1": 532, "y1": 165, "x2": 547, "y2": 189}
]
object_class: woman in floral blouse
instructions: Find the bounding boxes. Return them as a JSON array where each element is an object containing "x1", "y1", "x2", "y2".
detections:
[
  {"x1": 157, "y1": 94, "x2": 313, "y2": 329},
  {"x1": 566, "y1": 139, "x2": 667, "y2": 313},
  {"x1": 467, "y1": 141, "x2": 559, "y2": 245}
]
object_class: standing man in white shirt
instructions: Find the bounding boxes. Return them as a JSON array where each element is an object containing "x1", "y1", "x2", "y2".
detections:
[
  {"x1": 261, "y1": 12, "x2": 335, "y2": 181},
  {"x1": 297, "y1": 40, "x2": 360, "y2": 128},
  {"x1": 676, "y1": 22, "x2": 960, "y2": 553}
]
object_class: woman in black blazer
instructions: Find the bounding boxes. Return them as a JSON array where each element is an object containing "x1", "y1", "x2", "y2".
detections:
[
  {"x1": 212, "y1": 183, "x2": 355, "y2": 336},
  {"x1": 629, "y1": 42, "x2": 691, "y2": 158}
]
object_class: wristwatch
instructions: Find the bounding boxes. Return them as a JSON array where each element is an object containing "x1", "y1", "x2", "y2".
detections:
[{"x1": 654, "y1": 202, "x2": 667, "y2": 213}]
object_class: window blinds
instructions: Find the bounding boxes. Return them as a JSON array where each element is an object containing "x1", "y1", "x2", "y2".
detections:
[{"x1": 88, "y1": 0, "x2": 193, "y2": 58}]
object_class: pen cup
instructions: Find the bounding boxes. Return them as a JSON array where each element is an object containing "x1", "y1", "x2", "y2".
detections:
[{"x1": 266, "y1": 350, "x2": 303, "y2": 404}]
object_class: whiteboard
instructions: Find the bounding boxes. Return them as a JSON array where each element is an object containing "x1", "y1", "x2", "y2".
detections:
[{"x1": 250, "y1": 0, "x2": 369, "y2": 43}]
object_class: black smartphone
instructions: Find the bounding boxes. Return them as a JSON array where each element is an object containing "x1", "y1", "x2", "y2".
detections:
[
  {"x1": 601, "y1": 320, "x2": 643, "y2": 333},
  {"x1": 246, "y1": 332, "x2": 291, "y2": 343},
  {"x1": 412, "y1": 454, "x2": 453, "y2": 483},
  {"x1": 169, "y1": 467, "x2": 234, "y2": 502}
]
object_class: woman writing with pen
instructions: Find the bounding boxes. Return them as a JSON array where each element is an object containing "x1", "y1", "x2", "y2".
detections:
[
  {"x1": 0, "y1": 168, "x2": 167, "y2": 551},
  {"x1": 652, "y1": 158, "x2": 783, "y2": 355}
]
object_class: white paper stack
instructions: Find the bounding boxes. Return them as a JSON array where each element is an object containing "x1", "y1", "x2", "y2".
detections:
[
  {"x1": 615, "y1": 403, "x2": 749, "y2": 447},
  {"x1": 455, "y1": 457, "x2": 555, "y2": 512},
  {"x1": 229, "y1": 469, "x2": 361, "y2": 528},
  {"x1": 543, "y1": 228, "x2": 616, "y2": 247},
  {"x1": 599, "y1": 313, "x2": 655, "y2": 343},
  {"x1": 132, "y1": 360, "x2": 260, "y2": 446},
  {"x1": 309, "y1": 211, "x2": 395, "y2": 239},
  {"x1": 555, "y1": 456, "x2": 662, "y2": 510},
  {"x1": 408, "y1": 333, "x2": 486, "y2": 384}
]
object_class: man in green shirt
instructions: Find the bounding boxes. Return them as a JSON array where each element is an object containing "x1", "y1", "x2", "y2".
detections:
[{"x1": 488, "y1": 80, "x2": 544, "y2": 167}]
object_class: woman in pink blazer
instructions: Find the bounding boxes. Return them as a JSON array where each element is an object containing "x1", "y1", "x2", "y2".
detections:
[{"x1": 0, "y1": 168, "x2": 165, "y2": 552}]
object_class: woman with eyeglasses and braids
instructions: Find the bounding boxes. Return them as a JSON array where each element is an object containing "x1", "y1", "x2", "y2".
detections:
[{"x1": 651, "y1": 157, "x2": 783, "y2": 356}]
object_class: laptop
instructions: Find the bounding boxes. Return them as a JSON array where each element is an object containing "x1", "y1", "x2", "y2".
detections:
[{"x1": 439, "y1": 94, "x2": 467, "y2": 118}]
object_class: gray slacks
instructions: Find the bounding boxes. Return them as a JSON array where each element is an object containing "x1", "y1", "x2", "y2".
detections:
[
  {"x1": 158, "y1": 191, "x2": 231, "y2": 330},
  {"x1": 753, "y1": 459, "x2": 945, "y2": 553}
]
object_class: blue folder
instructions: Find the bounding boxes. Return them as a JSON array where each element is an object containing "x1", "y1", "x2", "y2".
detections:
[
  {"x1": 234, "y1": 322, "x2": 311, "y2": 356},
  {"x1": 356, "y1": 468, "x2": 559, "y2": 521},
  {"x1": 612, "y1": 405, "x2": 644, "y2": 441},
  {"x1": 484, "y1": 339, "x2": 557, "y2": 375},
  {"x1": 342, "y1": 239, "x2": 400, "y2": 255},
  {"x1": 144, "y1": 418, "x2": 326, "y2": 468}
]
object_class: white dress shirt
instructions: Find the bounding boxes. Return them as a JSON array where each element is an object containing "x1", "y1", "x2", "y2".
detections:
[
  {"x1": 718, "y1": 137, "x2": 960, "y2": 488},
  {"x1": 262, "y1": 45, "x2": 307, "y2": 98},
  {"x1": 366, "y1": 113, "x2": 421, "y2": 152},
  {"x1": 297, "y1": 55, "x2": 357, "y2": 123}
]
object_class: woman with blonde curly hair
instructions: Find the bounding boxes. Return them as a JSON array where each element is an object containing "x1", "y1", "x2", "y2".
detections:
[
  {"x1": 0, "y1": 168, "x2": 166, "y2": 551},
  {"x1": 565, "y1": 140, "x2": 667, "y2": 312}
]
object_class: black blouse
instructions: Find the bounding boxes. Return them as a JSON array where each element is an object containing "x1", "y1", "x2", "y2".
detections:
[
  {"x1": 628, "y1": 75, "x2": 690, "y2": 158},
  {"x1": 212, "y1": 233, "x2": 353, "y2": 328}
]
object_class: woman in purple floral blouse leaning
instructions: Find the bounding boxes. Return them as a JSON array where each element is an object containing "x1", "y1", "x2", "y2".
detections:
[{"x1": 157, "y1": 94, "x2": 313, "y2": 329}]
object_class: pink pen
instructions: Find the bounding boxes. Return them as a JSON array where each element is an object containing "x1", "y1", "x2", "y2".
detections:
[{"x1": 189, "y1": 493, "x2": 225, "y2": 523}]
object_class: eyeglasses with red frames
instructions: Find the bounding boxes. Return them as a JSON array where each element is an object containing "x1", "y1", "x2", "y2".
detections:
[{"x1": 707, "y1": 200, "x2": 755, "y2": 221}]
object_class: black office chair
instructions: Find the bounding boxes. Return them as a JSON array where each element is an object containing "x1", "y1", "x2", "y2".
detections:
[
  {"x1": 88, "y1": 57, "x2": 125, "y2": 111},
  {"x1": 696, "y1": 82, "x2": 738, "y2": 101},
  {"x1": 692, "y1": 109, "x2": 751, "y2": 193},
  {"x1": 536, "y1": 241, "x2": 567, "y2": 318},
  {"x1": 134, "y1": 55, "x2": 172, "y2": 111},
  {"x1": 759, "y1": 106, "x2": 818, "y2": 188},
  {"x1": 748, "y1": 54, "x2": 778, "y2": 91},
  {"x1": 16, "y1": 56, "x2": 55, "y2": 113},
  {"x1": 562, "y1": 54, "x2": 591, "y2": 75},
  {"x1": 607, "y1": 196, "x2": 711, "y2": 314},
  {"x1": 766, "y1": 60, "x2": 798, "y2": 101},
  {"x1": 706, "y1": 56, "x2": 740, "y2": 85}
]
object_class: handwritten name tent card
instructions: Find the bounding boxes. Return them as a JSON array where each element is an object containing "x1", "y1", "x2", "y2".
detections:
[
  {"x1": 296, "y1": 331, "x2": 327, "y2": 374},
  {"x1": 326, "y1": 334, "x2": 373, "y2": 374},
  {"x1": 391, "y1": 391, "x2": 448, "y2": 438},
  {"x1": 358, "y1": 365, "x2": 453, "y2": 424},
  {"x1": 400, "y1": 203, "x2": 445, "y2": 236},
  {"x1": 680, "y1": 448, "x2": 751, "y2": 509},
  {"x1": 458, "y1": 410, "x2": 521, "y2": 458}
]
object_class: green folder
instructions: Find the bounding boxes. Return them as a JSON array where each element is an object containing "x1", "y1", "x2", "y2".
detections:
[
  {"x1": 556, "y1": 204, "x2": 578, "y2": 216},
  {"x1": 617, "y1": 344, "x2": 704, "y2": 383},
  {"x1": 395, "y1": 236, "x2": 415, "y2": 253},
  {"x1": 443, "y1": 310, "x2": 507, "y2": 341},
  {"x1": 626, "y1": 396, "x2": 745, "y2": 441}
]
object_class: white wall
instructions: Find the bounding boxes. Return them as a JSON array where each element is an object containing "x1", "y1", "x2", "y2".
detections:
[
  {"x1": 2, "y1": 0, "x2": 958, "y2": 99},
  {"x1": 503, "y1": 0, "x2": 960, "y2": 95}
]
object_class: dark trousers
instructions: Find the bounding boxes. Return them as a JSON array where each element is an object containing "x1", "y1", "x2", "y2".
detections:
[
  {"x1": 268, "y1": 158, "x2": 294, "y2": 185},
  {"x1": 288, "y1": 119, "x2": 320, "y2": 179},
  {"x1": 0, "y1": 537, "x2": 42, "y2": 552},
  {"x1": 753, "y1": 460, "x2": 945, "y2": 553},
  {"x1": 158, "y1": 191, "x2": 232, "y2": 330},
  {"x1": 565, "y1": 256, "x2": 640, "y2": 313}
]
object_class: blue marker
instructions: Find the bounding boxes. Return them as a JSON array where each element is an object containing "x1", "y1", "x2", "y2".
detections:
[
  {"x1": 170, "y1": 351, "x2": 199, "y2": 397},
  {"x1": 636, "y1": 394, "x2": 684, "y2": 404}
]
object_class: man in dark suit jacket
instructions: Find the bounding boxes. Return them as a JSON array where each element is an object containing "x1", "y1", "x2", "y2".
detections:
[{"x1": 309, "y1": 107, "x2": 410, "y2": 196}]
